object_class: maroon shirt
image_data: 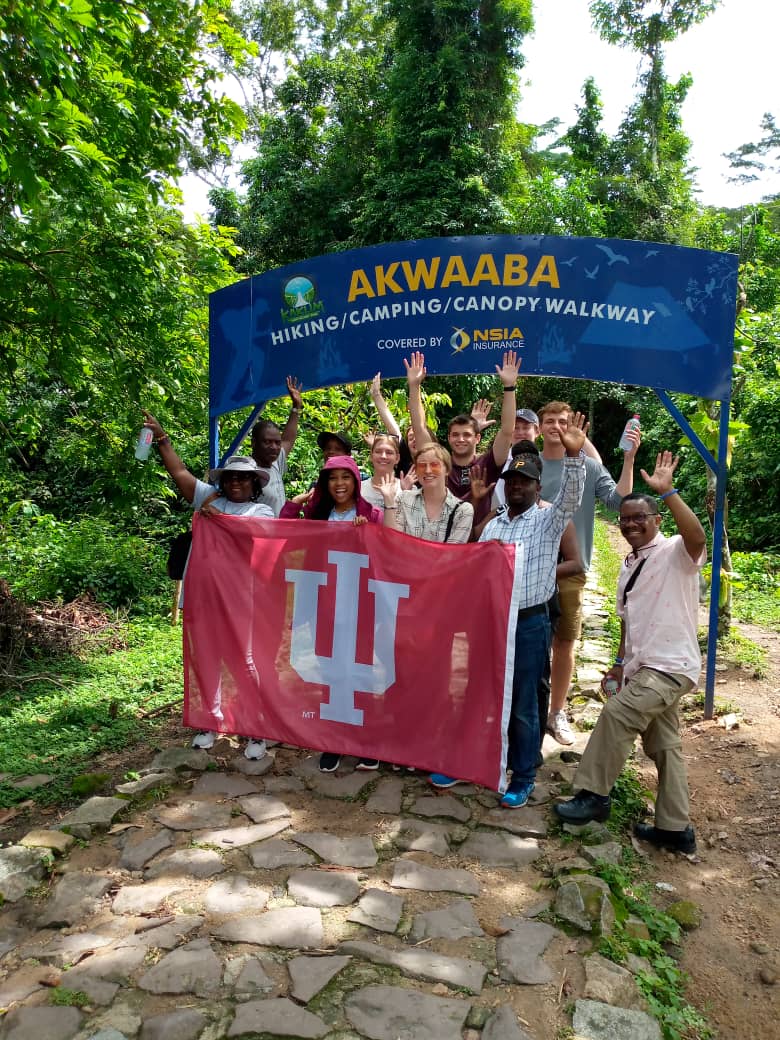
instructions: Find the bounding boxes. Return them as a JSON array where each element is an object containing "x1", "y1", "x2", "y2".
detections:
[{"x1": 447, "y1": 449, "x2": 501, "y2": 526}]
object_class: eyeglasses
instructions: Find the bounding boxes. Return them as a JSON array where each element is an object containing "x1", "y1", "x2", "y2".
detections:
[
  {"x1": 619, "y1": 512, "x2": 658, "y2": 526},
  {"x1": 223, "y1": 472, "x2": 253, "y2": 482},
  {"x1": 416, "y1": 460, "x2": 443, "y2": 473}
]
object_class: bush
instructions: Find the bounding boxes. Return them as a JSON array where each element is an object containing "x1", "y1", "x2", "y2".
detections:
[{"x1": 0, "y1": 513, "x2": 168, "y2": 610}]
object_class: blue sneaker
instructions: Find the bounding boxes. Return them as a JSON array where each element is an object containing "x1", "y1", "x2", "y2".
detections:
[
  {"x1": 500, "y1": 781, "x2": 534, "y2": 809},
  {"x1": 429, "y1": 773, "x2": 463, "y2": 789}
]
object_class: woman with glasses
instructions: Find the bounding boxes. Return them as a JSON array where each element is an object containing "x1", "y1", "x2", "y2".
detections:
[{"x1": 379, "y1": 441, "x2": 473, "y2": 544}]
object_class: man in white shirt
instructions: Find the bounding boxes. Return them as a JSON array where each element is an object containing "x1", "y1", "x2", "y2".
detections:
[
  {"x1": 250, "y1": 375, "x2": 303, "y2": 516},
  {"x1": 554, "y1": 452, "x2": 706, "y2": 854}
]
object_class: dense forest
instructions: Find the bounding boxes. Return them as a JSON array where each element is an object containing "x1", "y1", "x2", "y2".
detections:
[{"x1": 1, "y1": 0, "x2": 779, "y2": 624}]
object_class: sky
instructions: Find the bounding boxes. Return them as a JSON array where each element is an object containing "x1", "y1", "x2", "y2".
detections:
[{"x1": 179, "y1": 0, "x2": 776, "y2": 221}]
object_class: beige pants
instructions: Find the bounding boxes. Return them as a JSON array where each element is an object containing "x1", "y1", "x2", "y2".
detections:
[{"x1": 574, "y1": 667, "x2": 695, "y2": 831}]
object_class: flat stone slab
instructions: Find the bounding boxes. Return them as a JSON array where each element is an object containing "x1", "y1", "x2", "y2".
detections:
[
  {"x1": 287, "y1": 868, "x2": 360, "y2": 907},
  {"x1": 496, "y1": 918, "x2": 559, "y2": 984},
  {"x1": 149, "y1": 747, "x2": 210, "y2": 771},
  {"x1": 60, "y1": 966, "x2": 119, "y2": 1006},
  {"x1": 554, "y1": 874, "x2": 615, "y2": 935},
  {"x1": 481, "y1": 807, "x2": 548, "y2": 838},
  {"x1": 56, "y1": 796, "x2": 128, "y2": 833},
  {"x1": 138, "y1": 938, "x2": 222, "y2": 997},
  {"x1": 233, "y1": 751, "x2": 277, "y2": 776},
  {"x1": 289, "y1": 954, "x2": 352, "y2": 1002},
  {"x1": 387, "y1": 819, "x2": 451, "y2": 857},
  {"x1": 120, "y1": 828, "x2": 173, "y2": 871},
  {"x1": 573, "y1": 999, "x2": 662, "y2": 1040},
  {"x1": 458, "y1": 831, "x2": 541, "y2": 868},
  {"x1": 483, "y1": 1005, "x2": 534, "y2": 1040},
  {"x1": 293, "y1": 832, "x2": 377, "y2": 867},
  {"x1": 0, "y1": 965, "x2": 49, "y2": 1006},
  {"x1": 191, "y1": 772, "x2": 259, "y2": 797},
  {"x1": 365, "y1": 776, "x2": 404, "y2": 814},
  {"x1": 227, "y1": 997, "x2": 328, "y2": 1039},
  {"x1": 38, "y1": 871, "x2": 113, "y2": 927},
  {"x1": 347, "y1": 888, "x2": 404, "y2": 933},
  {"x1": 224, "y1": 954, "x2": 278, "y2": 998},
  {"x1": 0, "y1": 1006, "x2": 82, "y2": 1040},
  {"x1": 263, "y1": 775, "x2": 305, "y2": 794},
  {"x1": 193, "y1": 818, "x2": 290, "y2": 849},
  {"x1": 584, "y1": 953, "x2": 646, "y2": 1010},
  {"x1": 112, "y1": 881, "x2": 185, "y2": 915},
  {"x1": 409, "y1": 898, "x2": 484, "y2": 941},
  {"x1": 0, "y1": 845, "x2": 48, "y2": 902},
  {"x1": 340, "y1": 940, "x2": 486, "y2": 993},
  {"x1": 31, "y1": 921, "x2": 127, "y2": 966},
  {"x1": 211, "y1": 907, "x2": 323, "y2": 949},
  {"x1": 247, "y1": 838, "x2": 314, "y2": 870},
  {"x1": 8, "y1": 773, "x2": 54, "y2": 790},
  {"x1": 19, "y1": 829, "x2": 75, "y2": 855},
  {"x1": 138, "y1": 1009, "x2": 207, "y2": 1040},
  {"x1": 410, "y1": 794, "x2": 471, "y2": 822},
  {"x1": 145, "y1": 847, "x2": 226, "y2": 880},
  {"x1": 111, "y1": 915, "x2": 204, "y2": 954},
  {"x1": 345, "y1": 984, "x2": 472, "y2": 1040},
  {"x1": 307, "y1": 771, "x2": 377, "y2": 799},
  {"x1": 153, "y1": 800, "x2": 234, "y2": 831},
  {"x1": 237, "y1": 794, "x2": 292, "y2": 823},
  {"x1": 115, "y1": 772, "x2": 174, "y2": 796},
  {"x1": 390, "y1": 860, "x2": 480, "y2": 895},
  {"x1": 583, "y1": 841, "x2": 623, "y2": 866},
  {"x1": 204, "y1": 875, "x2": 270, "y2": 915}
]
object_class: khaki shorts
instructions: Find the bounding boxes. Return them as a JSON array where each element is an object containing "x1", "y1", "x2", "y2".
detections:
[{"x1": 555, "y1": 572, "x2": 587, "y2": 642}]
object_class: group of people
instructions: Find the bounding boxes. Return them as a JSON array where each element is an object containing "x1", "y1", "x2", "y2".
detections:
[{"x1": 142, "y1": 351, "x2": 706, "y2": 851}]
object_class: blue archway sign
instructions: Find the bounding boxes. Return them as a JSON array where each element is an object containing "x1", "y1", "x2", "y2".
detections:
[{"x1": 209, "y1": 234, "x2": 740, "y2": 719}]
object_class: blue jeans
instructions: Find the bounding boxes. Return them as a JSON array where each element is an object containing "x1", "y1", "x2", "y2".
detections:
[{"x1": 508, "y1": 612, "x2": 551, "y2": 783}]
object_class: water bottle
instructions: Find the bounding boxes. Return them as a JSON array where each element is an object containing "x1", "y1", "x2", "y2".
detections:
[
  {"x1": 619, "y1": 414, "x2": 640, "y2": 452},
  {"x1": 135, "y1": 426, "x2": 154, "y2": 460},
  {"x1": 604, "y1": 678, "x2": 620, "y2": 698}
]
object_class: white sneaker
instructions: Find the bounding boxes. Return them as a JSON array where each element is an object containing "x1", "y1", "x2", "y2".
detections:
[
  {"x1": 548, "y1": 710, "x2": 575, "y2": 746},
  {"x1": 244, "y1": 738, "x2": 267, "y2": 761},
  {"x1": 192, "y1": 730, "x2": 216, "y2": 750}
]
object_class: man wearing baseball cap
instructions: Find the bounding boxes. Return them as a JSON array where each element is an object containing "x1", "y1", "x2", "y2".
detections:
[{"x1": 493, "y1": 408, "x2": 540, "y2": 510}]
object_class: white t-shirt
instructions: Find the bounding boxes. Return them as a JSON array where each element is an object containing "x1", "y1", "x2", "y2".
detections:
[
  {"x1": 361, "y1": 477, "x2": 401, "y2": 512},
  {"x1": 257, "y1": 447, "x2": 287, "y2": 517}
]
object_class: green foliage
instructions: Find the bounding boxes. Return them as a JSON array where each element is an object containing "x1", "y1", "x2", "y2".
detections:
[
  {"x1": 1, "y1": 514, "x2": 168, "y2": 611},
  {"x1": 50, "y1": 988, "x2": 91, "y2": 1008},
  {"x1": 0, "y1": 619, "x2": 183, "y2": 809},
  {"x1": 729, "y1": 551, "x2": 780, "y2": 627},
  {"x1": 607, "y1": 765, "x2": 653, "y2": 836}
]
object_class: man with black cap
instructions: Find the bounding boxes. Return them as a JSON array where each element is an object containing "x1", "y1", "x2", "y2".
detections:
[
  {"x1": 317, "y1": 430, "x2": 353, "y2": 459},
  {"x1": 430, "y1": 413, "x2": 586, "y2": 805},
  {"x1": 251, "y1": 375, "x2": 304, "y2": 516}
]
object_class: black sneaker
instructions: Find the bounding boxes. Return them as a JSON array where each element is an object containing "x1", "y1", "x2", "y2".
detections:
[
  {"x1": 634, "y1": 822, "x2": 696, "y2": 854},
  {"x1": 319, "y1": 752, "x2": 341, "y2": 773},
  {"x1": 355, "y1": 758, "x2": 380, "y2": 771},
  {"x1": 553, "y1": 789, "x2": 611, "y2": 823}
]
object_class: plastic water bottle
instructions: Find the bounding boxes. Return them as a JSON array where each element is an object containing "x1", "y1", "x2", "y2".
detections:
[
  {"x1": 619, "y1": 414, "x2": 640, "y2": 452},
  {"x1": 135, "y1": 426, "x2": 154, "y2": 460},
  {"x1": 604, "y1": 678, "x2": 620, "y2": 698}
]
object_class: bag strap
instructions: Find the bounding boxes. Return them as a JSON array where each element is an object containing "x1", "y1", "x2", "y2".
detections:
[
  {"x1": 443, "y1": 501, "x2": 462, "y2": 542},
  {"x1": 622, "y1": 555, "x2": 648, "y2": 608}
]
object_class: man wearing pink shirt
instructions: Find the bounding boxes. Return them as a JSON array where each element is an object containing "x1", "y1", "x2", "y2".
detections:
[{"x1": 554, "y1": 451, "x2": 706, "y2": 854}]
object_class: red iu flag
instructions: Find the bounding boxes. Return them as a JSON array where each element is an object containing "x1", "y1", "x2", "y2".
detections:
[{"x1": 183, "y1": 514, "x2": 521, "y2": 791}]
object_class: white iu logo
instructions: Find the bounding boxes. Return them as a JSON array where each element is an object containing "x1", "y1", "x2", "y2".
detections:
[{"x1": 285, "y1": 550, "x2": 410, "y2": 725}]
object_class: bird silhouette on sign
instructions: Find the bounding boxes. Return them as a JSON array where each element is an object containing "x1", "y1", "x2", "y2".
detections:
[
  {"x1": 560, "y1": 256, "x2": 578, "y2": 267},
  {"x1": 595, "y1": 244, "x2": 629, "y2": 265},
  {"x1": 585, "y1": 265, "x2": 599, "y2": 280},
  {"x1": 645, "y1": 249, "x2": 660, "y2": 258},
  {"x1": 652, "y1": 300, "x2": 672, "y2": 318}
]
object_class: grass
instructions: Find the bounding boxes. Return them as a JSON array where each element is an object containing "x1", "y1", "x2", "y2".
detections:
[
  {"x1": 0, "y1": 617, "x2": 183, "y2": 809},
  {"x1": 592, "y1": 516, "x2": 622, "y2": 658}
]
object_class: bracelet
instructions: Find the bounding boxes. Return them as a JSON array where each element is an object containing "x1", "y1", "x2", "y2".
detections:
[
  {"x1": 503, "y1": 385, "x2": 516, "y2": 392},
  {"x1": 154, "y1": 435, "x2": 170, "y2": 447},
  {"x1": 613, "y1": 657, "x2": 624, "y2": 666},
  {"x1": 384, "y1": 505, "x2": 397, "y2": 511},
  {"x1": 291, "y1": 407, "x2": 301, "y2": 414},
  {"x1": 660, "y1": 488, "x2": 679, "y2": 500}
]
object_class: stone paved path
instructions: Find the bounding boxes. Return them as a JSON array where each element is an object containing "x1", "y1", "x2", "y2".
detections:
[{"x1": 0, "y1": 574, "x2": 665, "y2": 1040}]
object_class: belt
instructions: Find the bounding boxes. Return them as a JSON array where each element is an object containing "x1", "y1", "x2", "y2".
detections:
[{"x1": 516, "y1": 602, "x2": 549, "y2": 621}]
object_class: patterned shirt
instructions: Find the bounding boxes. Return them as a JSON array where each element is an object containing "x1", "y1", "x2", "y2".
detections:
[
  {"x1": 395, "y1": 488, "x2": 474, "y2": 544},
  {"x1": 479, "y1": 457, "x2": 585, "y2": 608}
]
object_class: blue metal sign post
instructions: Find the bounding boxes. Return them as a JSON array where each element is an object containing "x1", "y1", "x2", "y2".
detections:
[{"x1": 209, "y1": 234, "x2": 739, "y2": 718}]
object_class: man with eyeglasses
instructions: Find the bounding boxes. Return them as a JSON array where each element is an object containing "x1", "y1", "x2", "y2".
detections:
[{"x1": 554, "y1": 452, "x2": 706, "y2": 855}]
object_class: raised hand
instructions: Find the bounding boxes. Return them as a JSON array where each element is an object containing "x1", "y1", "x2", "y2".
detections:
[
  {"x1": 291, "y1": 488, "x2": 315, "y2": 507},
  {"x1": 378, "y1": 472, "x2": 398, "y2": 506},
  {"x1": 399, "y1": 465, "x2": 417, "y2": 491},
  {"x1": 469, "y1": 463, "x2": 496, "y2": 504},
  {"x1": 141, "y1": 410, "x2": 164, "y2": 439},
  {"x1": 286, "y1": 375, "x2": 304, "y2": 409},
  {"x1": 622, "y1": 426, "x2": 641, "y2": 458},
  {"x1": 403, "y1": 351, "x2": 426, "y2": 388},
  {"x1": 640, "y1": 451, "x2": 679, "y2": 495},
  {"x1": 495, "y1": 349, "x2": 521, "y2": 388},
  {"x1": 558, "y1": 411, "x2": 589, "y2": 457},
  {"x1": 370, "y1": 373, "x2": 382, "y2": 400},
  {"x1": 470, "y1": 398, "x2": 496, "y2": 432}
]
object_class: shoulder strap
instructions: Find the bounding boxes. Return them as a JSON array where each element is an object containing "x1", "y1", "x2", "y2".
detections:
[
  {"x1": 444, "y1": 501, "x2": 462, "y2": 543},
  {"x1": 622, "y1": 555, "x2": 648, "y2": 608}
]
